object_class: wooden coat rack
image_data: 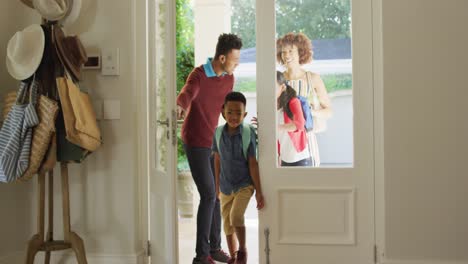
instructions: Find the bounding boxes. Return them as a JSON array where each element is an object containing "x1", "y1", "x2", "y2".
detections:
[
  {"x1": 23, "y1": 21, "x2": 88, "y2": 264},
  {"x1": 25, "y1": 163, "x2": 87, "y2": 264}
]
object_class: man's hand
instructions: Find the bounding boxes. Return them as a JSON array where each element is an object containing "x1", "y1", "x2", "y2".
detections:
[
  {"x1": 177, "y1": 105, "x2": 186, "y2": 120},
  {"x1": 255, "y1": 191, "x2": 265, "y2": 210}
]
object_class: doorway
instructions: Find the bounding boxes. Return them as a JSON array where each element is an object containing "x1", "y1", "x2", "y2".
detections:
[
  {"x1": 143, "y1": 0, "x2": 375, "y2": 262},
  {"x1": 175, "y1": 0, "x2": 260, "y2": 263}
]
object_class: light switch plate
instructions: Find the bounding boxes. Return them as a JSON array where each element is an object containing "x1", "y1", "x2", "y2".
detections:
[
  {"x1": 103, "y1": 100, "x2": 120, "y2": 120},
  {"x1": 92, "y1": 99, "x2": 103, "y2": 120},
  {"x1": 101, "y1": 48, "x2": 120, "y2": 76}
]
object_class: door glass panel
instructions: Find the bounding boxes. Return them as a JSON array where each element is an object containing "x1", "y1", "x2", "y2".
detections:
[
  {"x1": 275, "y1": 0, "x2": 353, "y2": 168},
  {"x1": 155, "y1": 0, "x2": 168, "y2": 171}
]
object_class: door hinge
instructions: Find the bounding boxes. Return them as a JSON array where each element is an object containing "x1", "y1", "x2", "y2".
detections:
[
  {"x1": 264, "y1": 228, "x2": 271, "y2": 264},
  {"x1": 374, "y1": 244, "x2": 377, "y2": 263},
  {"x1": 147, "y1": 240, "x2": 151, "y2": 257}
]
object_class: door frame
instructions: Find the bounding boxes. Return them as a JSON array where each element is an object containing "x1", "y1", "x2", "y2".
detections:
[
  {"x1": 134, "y1": 0, "x2": 387, "y2": 262},
  {"x1": 134, "y1": 0, "x2": 151, "y2": 262},
  {"x1": 135, "y1": 0, "x2": 180, "y2": 262}
]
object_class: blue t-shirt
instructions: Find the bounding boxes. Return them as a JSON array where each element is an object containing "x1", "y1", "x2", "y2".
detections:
[{"x1": 212, "y1": 124, "x2": 256, "y2": 195}]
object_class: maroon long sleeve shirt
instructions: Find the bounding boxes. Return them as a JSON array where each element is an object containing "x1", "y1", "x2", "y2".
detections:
[{"x1": 177, "y1": 63, "x2": 234, "y2": 148}]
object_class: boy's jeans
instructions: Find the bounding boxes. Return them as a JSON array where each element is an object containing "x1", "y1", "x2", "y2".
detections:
[{"x1": 183, "y1": 145, "x2": 221, "y2": 258}]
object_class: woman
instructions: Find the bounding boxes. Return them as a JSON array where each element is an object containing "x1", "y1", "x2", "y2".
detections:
[
  {"x1": 276, "y1": 71, "x2": 312, "y2": 167},
  {"x1": 277, "y1": 32, "x2": 332, "y2": 167}
]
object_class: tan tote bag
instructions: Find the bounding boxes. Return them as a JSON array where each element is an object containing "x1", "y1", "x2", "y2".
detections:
[
  {"x1": 56, "y1": 74, "x2": 101, "y2": 152},
  {"x1": 19, "y1": 94, "x2": 59, "y2": 181}
]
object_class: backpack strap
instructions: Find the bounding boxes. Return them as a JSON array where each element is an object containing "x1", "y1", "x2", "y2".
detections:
[
  {"x1": 216, "y1": 124, "x2": 254, "y2": 160},
  {"x1": 215, "y1": 125, "x2": 223, "y2": 157},
  {"x1": 241, "y1": 124, "x2": 251, "y2": 159}
]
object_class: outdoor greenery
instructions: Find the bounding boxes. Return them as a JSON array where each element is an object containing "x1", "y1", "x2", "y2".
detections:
[
  {"x1": 176, "y1": 0, "x2": 194, "y2": 171},
  {"x1": 234, "y1": 74, "x2": 352, "y2": 94},
  {"x1": 232, "y1": 0, "x2": 351, "y2": 49}
]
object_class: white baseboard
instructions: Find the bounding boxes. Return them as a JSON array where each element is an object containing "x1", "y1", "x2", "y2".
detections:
[
  {"x1": 0, "y1": 250, "x2": 146, "y2": 264},
  {"x1": 381, "y1": 258, "x2": 468, "y2": 264}
]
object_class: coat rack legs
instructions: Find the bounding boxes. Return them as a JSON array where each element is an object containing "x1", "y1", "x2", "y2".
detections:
[{"x1": 25, "y1": 163, "x2": 88, "y2": 264}]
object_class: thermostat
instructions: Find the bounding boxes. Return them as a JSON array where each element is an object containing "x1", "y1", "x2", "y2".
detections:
[{"x1": 83, "y1": 54, "x2": 101, "y2": 70}]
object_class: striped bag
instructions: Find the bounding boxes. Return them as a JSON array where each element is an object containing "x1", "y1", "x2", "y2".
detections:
[{"x1": 0, "y1": 81, "x2": 39, "y2": 183}]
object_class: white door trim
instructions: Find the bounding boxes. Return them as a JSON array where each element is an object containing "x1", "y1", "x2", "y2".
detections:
[
  {"x1": 372, "y1": 0, "x2": 386, "y2": 262},
  {"x1": 134, "y1": 0, "x2": 150, "y2": 262}
]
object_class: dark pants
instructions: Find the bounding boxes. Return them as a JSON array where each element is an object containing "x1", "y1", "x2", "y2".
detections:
[
  {"x1": 281, "y1": 157, "x2": 313, "y2": 166},
  {"x1": 183, "y1": 145, "x2": 221, "y2": 258}
]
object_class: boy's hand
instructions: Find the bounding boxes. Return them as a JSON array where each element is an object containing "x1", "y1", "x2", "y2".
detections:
[{"x1": 255, "y1": 192, "x2": 265, "y2": 210}]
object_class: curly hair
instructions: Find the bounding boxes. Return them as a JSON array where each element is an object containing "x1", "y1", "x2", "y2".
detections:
[
  {"x1": 276, "y1": 32, "x2": 313, "y2": 65},
  {"x1": 214, "y1": 33, "x2": 243, "y2": 59}
]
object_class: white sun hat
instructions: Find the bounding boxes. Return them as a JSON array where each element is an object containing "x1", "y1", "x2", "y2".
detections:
[
  {"x1": 60, "y1": 0, "x2": 81, "y2": 27},
  {"x1": 32, "y1": 0, "x2": 70, "y2": 21},
  {"x1": 6, "y1": 24, "x2": 45, "y2": 81}
]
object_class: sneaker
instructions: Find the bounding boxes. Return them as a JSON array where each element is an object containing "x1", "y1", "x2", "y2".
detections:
[
  {"x1": 234, "y1": 250, "x2": 247, "y2": 264},
  {"x1": 193, "y1": 256, "x2": 215, "y2": 264},
  {"x1": 227, "y1": 256, "x2": 236, "y2": 264},
  {"x1": 210, "y1": 249, "x2": 231, "y2": 263}
]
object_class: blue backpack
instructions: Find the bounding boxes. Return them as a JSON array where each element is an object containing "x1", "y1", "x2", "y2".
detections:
[{"x1": 297, "y1": 96, "x2": 314, "y2": 132}]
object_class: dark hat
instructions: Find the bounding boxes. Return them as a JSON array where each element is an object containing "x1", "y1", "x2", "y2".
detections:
[{"x1": 52, "y1": 25, "x2": 87, "y2": 80}]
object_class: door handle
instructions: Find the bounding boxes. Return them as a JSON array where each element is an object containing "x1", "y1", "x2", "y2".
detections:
[{"x1": 157, "y1": 118, "x2": 169, "y2": 126}]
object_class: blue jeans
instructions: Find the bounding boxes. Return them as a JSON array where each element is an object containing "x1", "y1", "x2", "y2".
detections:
[{"x1": 183, "y1": 145, "x2": 221, "y2": 258}]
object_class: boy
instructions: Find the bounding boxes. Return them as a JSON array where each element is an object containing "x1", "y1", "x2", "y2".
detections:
[{"x1": 212, "y1": 92, "x2": 265, "y2": 264}]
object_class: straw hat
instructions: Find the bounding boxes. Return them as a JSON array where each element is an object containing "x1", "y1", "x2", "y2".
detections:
[
  {"x1": 32, "y1": 0, "x2": 70, "y2": 21},
  {"x1": 53, "y1": 25, "x2": 87, "y2": 80},
  {"x1": 6, "y1": 24, "x2": 45, "y2": 81}
]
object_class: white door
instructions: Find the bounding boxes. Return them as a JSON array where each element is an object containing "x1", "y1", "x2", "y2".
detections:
[
  {"x1": 256, "y1": 0, "x2": 375, "y2": 263},
  {"x1": 148, "y1": 0, "x2": 178, "y2": 263}
]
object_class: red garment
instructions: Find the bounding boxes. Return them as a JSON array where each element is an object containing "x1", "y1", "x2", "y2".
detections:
[
  {"x1": 282, "y1": 98, "x2": 307, "y2": 152},
  {"x1": 177, "y1": 66, "x2": 234, "y2": 147}
]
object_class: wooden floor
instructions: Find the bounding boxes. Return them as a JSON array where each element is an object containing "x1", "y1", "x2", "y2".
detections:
[{"x1": 178, "y1": 192, "x2": 259, "y2": 264}]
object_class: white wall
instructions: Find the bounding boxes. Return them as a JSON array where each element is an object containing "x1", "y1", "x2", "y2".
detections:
[
  {"x1": 0, "y1": 1, "x2": 40, "y2": 262},
  {"x1": 382, "y1": 0, "x2": 468, "y2": 262},
  {"x1": 194, "y1": 0, "x2": 231, "y2": 65},
  {"x1": 0, "y1": 1, "x2": 143, "y2": 263}
]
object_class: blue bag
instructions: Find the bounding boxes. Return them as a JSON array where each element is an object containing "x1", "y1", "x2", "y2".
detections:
[
  {"x1": 0, "y1": 81, "x2": 39, "y2": 183},
  {"x1": 297, "y1": 95, "x2": 314, "y2": 132}
]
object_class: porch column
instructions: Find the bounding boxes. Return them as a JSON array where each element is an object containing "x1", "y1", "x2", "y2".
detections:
[{"x1": 194, "y1": 0, "x2": 231, "y2": 65}]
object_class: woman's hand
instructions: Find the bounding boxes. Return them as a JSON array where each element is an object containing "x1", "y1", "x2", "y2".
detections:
[
  {"x1": 250, "y1": 116, "x2": 258, "y2": 128},
  {"x1": 279, "y1": 123, "x2": 296, "y2": 132}
]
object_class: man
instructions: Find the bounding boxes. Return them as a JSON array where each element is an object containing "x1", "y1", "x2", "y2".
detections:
[{"x1": 177, "y1": 33, "x2": 242, "y2": 264}]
